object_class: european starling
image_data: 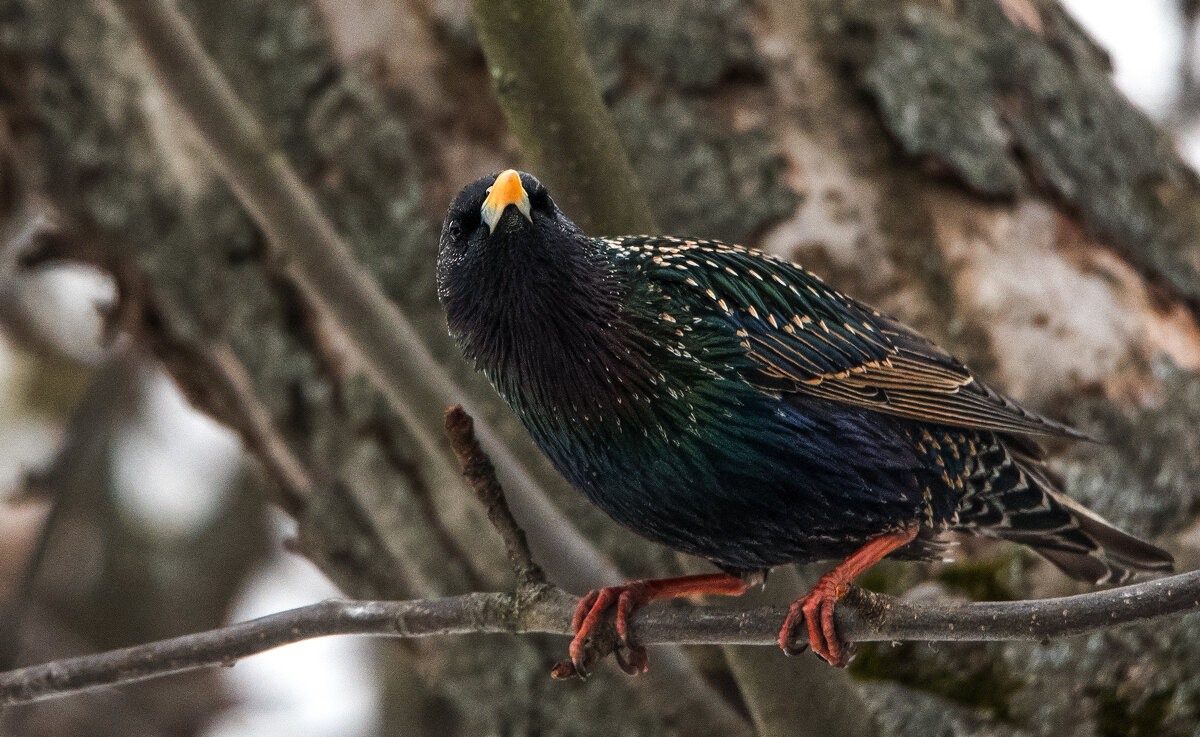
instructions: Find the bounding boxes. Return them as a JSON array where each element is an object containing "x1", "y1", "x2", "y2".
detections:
[{"x1": 437, "y1": 170, "x2": 1174, "y2": 672}]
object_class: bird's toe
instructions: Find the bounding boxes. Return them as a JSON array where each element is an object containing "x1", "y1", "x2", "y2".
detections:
[
  {"x1": 779, "y1": 584, "x2": 856, "y2": 667},
  {"x1": 778, "y1": 597, "x2": 809, "y2": 656},
  {"x1": 804, "y1": 589, "x2": 854, "y2": 667},
  {"x1": 553, "y1": 586, "x2": 625, "y2": 679}
]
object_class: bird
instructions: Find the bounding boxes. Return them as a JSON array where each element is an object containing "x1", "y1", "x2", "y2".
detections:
[{"x1": 436, "y1": 169, "x2": 1174, "y2": 674}]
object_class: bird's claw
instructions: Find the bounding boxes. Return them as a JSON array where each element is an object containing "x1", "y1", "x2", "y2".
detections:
[
  {"x1": 615, "y1": 642, "x2": 649, "y2": 675},
  {"x1": 778, "y1": 583, "x2": 855, "y2": 667},
  {"x1": 551, "y1": 628, "x2": 595, "y2": 679},
  {"x1": 552, "y1": 584, "x2": 651, "y2": 679},
  {"x1": 831, "y1": 641, "x2": 857, "y2": 666},
  {"x1": 550, "y1": 631, "x2": 598, "y2": 680},
  {"x1": 550, "y1": 660, "x2": 583, "y2": 679}
]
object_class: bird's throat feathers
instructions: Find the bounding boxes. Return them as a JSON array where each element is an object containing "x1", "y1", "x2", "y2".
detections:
[{"x1": 444, "y1": 227, "x2": 652, "y2": 411}]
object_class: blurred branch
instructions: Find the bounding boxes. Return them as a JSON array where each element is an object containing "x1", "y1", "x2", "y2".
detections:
[
  {"x1": 1172, "y1": 0, "x2": 1200, "y2": 127},
  {"x1": 470, "y1": 0, "x2": 657, "y2": 235},
  {"x1": 105, "y1": 0, "x2": 621, "y2": 588},
  {"x1": 1, "y1": 568, "x2": 1198, "y2": 707},
  {"x1": 183, "y1": 342, "x2": 313, "y2": 514},
  {"x1": 0, "y1": 355, "x2": 137, "y2": 670}
]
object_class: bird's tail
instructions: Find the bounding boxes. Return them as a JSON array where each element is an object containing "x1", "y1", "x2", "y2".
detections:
[
  {"x1": 981, "y1": 485, "x2": 1174, "y2": 584},
  {"x1": 1017, "y1": 490, "x2": 1175, "y2": 584},
  {"x1": 956, "y1": 449, "x2": 1174, "y2": 584}
]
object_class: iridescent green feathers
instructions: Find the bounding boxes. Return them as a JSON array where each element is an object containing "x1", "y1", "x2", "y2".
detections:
[
  {"x1": 599, "y1": 235, "x2": 1171, "y2": 583},
  {"x1": 438, "y1": 172, "x2": 1172, "y2": 586},
  {"x1": 604, "y1": 235, "x2": 1090, "y2": 441}
]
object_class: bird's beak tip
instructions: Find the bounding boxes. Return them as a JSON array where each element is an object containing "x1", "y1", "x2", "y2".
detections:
[{"x1": 482, "y1": 169, "x2": 533, "y2": 233}]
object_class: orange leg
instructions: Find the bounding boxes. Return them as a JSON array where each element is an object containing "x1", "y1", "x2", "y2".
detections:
[
  {"x1": 563, "y1": 573, "x2": 749, "y2": 676},
  {"x1": 779, "y1": 526, "x2": 919, "y2": 667}
]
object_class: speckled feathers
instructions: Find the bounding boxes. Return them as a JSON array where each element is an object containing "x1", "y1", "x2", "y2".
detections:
[{"x1": 438, "y1": 171, "x2": 1173, "y2": 582}]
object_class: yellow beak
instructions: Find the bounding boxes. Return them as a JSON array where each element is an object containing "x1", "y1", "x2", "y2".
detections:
[{"x1": 481, "y1": 169, "x2": 533, "y2": 233}]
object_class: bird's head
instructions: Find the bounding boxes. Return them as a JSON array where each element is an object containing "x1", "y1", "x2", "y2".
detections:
[
  {"x1": 437, "y1": 169, "x2": 584, "y2": 296},
  {"x1": 436, "y1": 170, "x2": 612, "y2": 369}
]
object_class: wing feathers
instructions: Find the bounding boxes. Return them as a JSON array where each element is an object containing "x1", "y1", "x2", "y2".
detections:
[{"x1": 634, "y1": 236, "x2": 1089, "y2": 440}]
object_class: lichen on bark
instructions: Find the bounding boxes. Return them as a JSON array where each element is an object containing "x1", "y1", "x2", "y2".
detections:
[{"x1": 823, "y1": 0, "x2": 1200, "y2": 307}]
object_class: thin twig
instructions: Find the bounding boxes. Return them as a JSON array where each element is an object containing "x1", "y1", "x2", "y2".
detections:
[
  {"x1": 445, "y1": 406, "x2": 546, "y2": 588},
  {"x1": 0, "y1": 569, "x2": 1197, "y2": 707}
]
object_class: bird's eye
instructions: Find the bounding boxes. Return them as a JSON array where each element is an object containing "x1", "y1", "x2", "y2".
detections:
[{"x1": 446, "y1": 220, "x2": 464, "y2": 240}]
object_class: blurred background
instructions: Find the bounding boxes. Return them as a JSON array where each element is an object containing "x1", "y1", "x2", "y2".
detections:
[{"x1": 1, "y1": 1, "x2": 1200, "y2": 736}]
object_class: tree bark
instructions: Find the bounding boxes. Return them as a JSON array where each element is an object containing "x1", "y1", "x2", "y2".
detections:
[{"x1": 1, "y1": 0, "x2": 1199, "y2": 735}]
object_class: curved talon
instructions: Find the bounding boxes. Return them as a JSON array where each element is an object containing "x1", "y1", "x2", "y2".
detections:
[
  {"x1": 550, "y1": 661, "x2": 579, "y2": 680},
  {"x1": 615, "y1": 643, "x2": 648, "y2": 675}
]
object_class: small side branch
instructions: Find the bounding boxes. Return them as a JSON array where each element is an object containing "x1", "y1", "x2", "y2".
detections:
[
  {"x1": 445, "y1": 406, "x2": 546, "y2": 588},
  {"x1": 0, "y1": 570, "x2": 1197, "y2": 707}
]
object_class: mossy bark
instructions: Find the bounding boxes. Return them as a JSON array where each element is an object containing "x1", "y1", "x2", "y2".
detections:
[{"x1": 470, "y1": 0, "x2": 657, "y2": 235}]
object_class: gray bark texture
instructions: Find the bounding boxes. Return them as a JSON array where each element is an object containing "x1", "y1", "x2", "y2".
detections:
[{"x1": 0, "y1": 0, "x2": 1198, "y2": 735}]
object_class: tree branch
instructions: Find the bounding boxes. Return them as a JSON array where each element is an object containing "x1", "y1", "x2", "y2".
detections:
[
  {"x1": 0, "y1": 569, "x2": 1196, "y2": 707},
  {"x1": 3, "y1": 399, "x2": 1193, "y2": 710},
  {"x1": 470, "y1": 0, "x2": 657, "y2": 235}
]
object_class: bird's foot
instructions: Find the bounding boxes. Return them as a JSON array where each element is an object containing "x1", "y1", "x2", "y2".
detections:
[
  {"x1": 553, "y1": 582, "x2": 654, "y2": 679},
  {"x1": 551, "y1": 573, "x2": 750, "y2": 679},
  {"x1": 777, "y1": 526, "x2": 919, "y2": 667},
  {"x1": 778, "y1": 577, "x2": 855, "y2": 667}
]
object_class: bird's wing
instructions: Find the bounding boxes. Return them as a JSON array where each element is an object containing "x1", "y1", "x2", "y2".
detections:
[{"x1": 630, "y1": 237, "x2": 1088, "y2": 440}]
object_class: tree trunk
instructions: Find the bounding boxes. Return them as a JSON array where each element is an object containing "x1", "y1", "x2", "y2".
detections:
[{"x1": 1, "y1": 0, "x2": 1198, "y2": 735}]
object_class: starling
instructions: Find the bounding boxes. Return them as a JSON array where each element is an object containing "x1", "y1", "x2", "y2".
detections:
[{"x1": 437, "y1": 170, "x2": 1174, "y2": 672}]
